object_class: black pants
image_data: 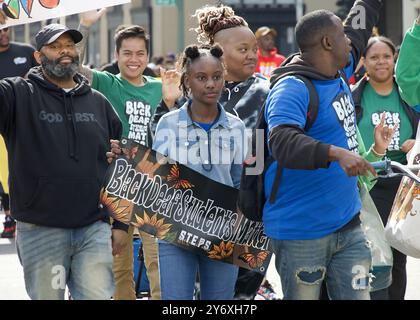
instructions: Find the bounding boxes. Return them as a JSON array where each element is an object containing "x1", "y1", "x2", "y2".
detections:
[{"x1": 369, "y1": 176, "x2": 407, "y2": 300}]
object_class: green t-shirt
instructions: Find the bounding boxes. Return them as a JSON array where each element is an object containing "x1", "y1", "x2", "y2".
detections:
[
  {"x1": 358, "y1": 83, "x2": 413, "y2": 163},
  {"x1": 92, "y1": 70, "x2": 162, "y2": 146}
]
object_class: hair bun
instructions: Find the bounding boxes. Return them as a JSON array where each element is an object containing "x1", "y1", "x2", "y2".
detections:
[
  {"x1": 210, "y1": 44, "x2": 224, "y2": 58},
  {"x1": 185, "y1": 45, "x2": 200, "y2": 60}
]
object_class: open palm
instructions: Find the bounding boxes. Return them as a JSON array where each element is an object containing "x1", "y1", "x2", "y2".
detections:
[{"x1": 79, "y1": 8, "x2": 107, "y2": 27}]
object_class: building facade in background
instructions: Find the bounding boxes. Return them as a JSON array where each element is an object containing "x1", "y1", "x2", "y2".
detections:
[{"x1": 9, "y1": 0, "x2": 420, "y2": 68}]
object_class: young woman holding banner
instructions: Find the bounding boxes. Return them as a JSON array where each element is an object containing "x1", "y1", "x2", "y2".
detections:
[{"x1": 152, "y1": 44, "x2": 246, "y2": 300}]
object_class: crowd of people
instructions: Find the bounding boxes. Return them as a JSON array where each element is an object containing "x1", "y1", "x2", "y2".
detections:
[{"x1": 0, "y1": 0, "x2": 419, "y2": 300}]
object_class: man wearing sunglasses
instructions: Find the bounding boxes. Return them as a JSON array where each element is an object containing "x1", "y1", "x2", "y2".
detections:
[{"x1": 0, "y1": 27, "x2": 38, "y2": 79}]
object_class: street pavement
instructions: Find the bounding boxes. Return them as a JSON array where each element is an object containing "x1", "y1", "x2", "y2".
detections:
[{"x1": 0, "y1": 212, "x2": 419, "y2": 300}]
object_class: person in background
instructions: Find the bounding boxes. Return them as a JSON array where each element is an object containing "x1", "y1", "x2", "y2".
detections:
[
  {"x1": 99, "y1": 24, "x2": 156, "y2": 77},
  {"x1": 0, "y1": 136, "x2": 11, "y2": 238},
  {"x1": 0, "y1": 26, "x2": 38, "y2": 79},
  {"x1": 396, "y1": 14, "x2": 420, "y2": 113},
  {"x1": 255, "y1": 26, "x2": 285, "y2": 79},
  {"x1": 356, "y1": 36, "x2": 419, "y2": 300},
  {"x1": 78, "y1": 10, "x2": 162, "y2": 300}
]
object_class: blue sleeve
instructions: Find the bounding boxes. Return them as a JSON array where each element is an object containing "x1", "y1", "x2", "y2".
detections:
[{"x1": 265, "y1": 76, "x2": 310, "y2": 132}]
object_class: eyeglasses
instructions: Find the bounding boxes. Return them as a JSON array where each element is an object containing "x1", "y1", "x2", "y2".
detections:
[{"x1": 0, "y1": 28, "x2": 9, "y2": 33}]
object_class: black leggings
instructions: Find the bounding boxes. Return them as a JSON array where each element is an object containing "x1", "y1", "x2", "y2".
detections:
[{"x1": 369, "y1": 176, "x2": 407, "y2": 300}]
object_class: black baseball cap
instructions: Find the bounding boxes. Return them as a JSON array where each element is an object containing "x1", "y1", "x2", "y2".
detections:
[{"x1": 35, "y1": 24, "x2": 83, "y2": 51}]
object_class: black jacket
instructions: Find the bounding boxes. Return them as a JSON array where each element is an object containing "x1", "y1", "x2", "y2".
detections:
[
  {"x1": 0, "y1": 67, "x2": 123, "y2": 229},
  {"x1": 352, "y1": 76, "x2": 420, "y2": 139},
  {"x1": 268, "y1": 0, "x2": 383, "y2": 169}
]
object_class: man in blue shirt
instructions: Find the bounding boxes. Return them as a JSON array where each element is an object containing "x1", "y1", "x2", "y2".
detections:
[{"x1": 264, "y1": 0, "x2": 383, "y2": 300}]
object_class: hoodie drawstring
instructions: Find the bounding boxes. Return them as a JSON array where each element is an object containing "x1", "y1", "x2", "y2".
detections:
[
  {"x1": 63, "y1": 92, "x2": 79, "y2": 161},
  {"x1": 69, "y1": 93, "x2": 79, "y2": 161}
]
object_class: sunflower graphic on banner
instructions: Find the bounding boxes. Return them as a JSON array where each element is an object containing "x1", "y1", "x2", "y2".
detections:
[{"x1": 101, "y1": 138, "x2": 272, "y2": 273}]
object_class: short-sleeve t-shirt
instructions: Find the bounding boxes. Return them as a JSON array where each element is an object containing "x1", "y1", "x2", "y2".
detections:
[
  {"x1": 263, "y1": 53, "x2": 361, "y2": 240},
  {"x1": 0, "y1": 42, "x2": 38, "y2": 79},
  {"x1": 92, "y1": 70, "x2": 162, "y2": 146},
  {"x1": 358, "y1": 83, "x2": 413, "y2": 163}
]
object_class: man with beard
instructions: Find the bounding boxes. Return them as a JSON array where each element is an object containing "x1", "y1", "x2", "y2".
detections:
[{"x1": 0, "y1": 21, "x2": 126, "y2": 299}]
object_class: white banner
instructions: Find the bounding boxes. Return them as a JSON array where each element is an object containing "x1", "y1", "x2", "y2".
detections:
[{"x1": 0, "y1": 0, "x2": 131, "y2": 29}]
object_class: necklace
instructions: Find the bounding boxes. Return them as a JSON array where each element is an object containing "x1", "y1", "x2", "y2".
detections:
[{"x1": 187, "y1": 103, "x2": 220, "y2": 172}]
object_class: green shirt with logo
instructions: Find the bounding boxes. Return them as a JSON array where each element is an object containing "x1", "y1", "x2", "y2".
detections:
[
  {"x1": 358, "y1": 82, "x2": 413, "y2": 163},
  {"x1": 92, "y1": 70, "x2": 162, "y2": 146}
]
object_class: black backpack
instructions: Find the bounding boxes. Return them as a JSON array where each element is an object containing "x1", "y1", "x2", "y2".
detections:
[{"x1": 237, "y1": 74, "x2": 320, "y2": 222}]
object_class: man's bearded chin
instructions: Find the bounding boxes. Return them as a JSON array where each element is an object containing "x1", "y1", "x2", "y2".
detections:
[{"x1": 40, "y1": 53, "x2": 80, "y2": 81}]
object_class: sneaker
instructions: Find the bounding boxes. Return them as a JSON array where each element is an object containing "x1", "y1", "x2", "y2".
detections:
[
  {"x1": 255, "y1": 280, "x2": 280, "y2": 300},
  {"x1": 1, "y1": 220, "x2": 16, "y2": 238}
]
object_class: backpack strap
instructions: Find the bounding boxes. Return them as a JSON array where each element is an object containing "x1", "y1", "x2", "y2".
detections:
[
  {"x1": 292, "y1": 74, "x2": 319, "y2": 131},
  {"x1": 269, "y1": 163, "x2": 282, "y2": 203},
  {"x1": 268, "y1": 74, "x2": 319, "y2": 204}
]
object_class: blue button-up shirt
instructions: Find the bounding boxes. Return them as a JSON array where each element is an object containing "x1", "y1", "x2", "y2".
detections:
[{"x1": 152, "y1": 101, "x2": 247, "y2": 188}]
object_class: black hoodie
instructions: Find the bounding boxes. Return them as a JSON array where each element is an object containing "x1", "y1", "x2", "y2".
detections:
[{"x1": 0, "y1": 67, "x2": 123, "y2": 229}]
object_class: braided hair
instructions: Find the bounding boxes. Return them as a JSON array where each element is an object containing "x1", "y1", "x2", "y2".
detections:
[
  {"x1": 179, "y1": 44, "x2": 225, "y2": 98},
  {"x1": 193, "y1": 5, "x2": 248, "y2": 45}
]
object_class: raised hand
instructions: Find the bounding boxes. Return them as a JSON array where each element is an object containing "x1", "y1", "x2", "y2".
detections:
[
  {"x1": 161, "y1": 66, "x2": 182, "y2": 109},
  {"x1": 372, "y1": 112, "x2": 399, "y2": 155},
  {"x1": 79, "y1": 8, "x2": 107, "y2": 28},
  {"x1": 0, "y1": 0, "x2": 7, "y2": 25}
]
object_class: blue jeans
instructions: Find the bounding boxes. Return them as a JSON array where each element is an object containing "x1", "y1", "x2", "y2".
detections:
[
  {"x1": 271, "y1": 225, "x2": 371, "y2": 300},
  {"x1": 16, "y1": 220, "x2": 114, "y2": 300},
  {"x1": 158, "y1": 240, "x2": 239, "y2": 300}
]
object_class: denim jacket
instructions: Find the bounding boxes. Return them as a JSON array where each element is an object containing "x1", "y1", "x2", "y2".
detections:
[{"x1": 152, "y1": 100, "x2": 247, "y2": 188}]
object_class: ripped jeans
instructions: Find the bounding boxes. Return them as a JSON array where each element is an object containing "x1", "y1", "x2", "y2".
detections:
[{"x1": 271, "y1": 224, "x2": 371, "y2": 300}]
